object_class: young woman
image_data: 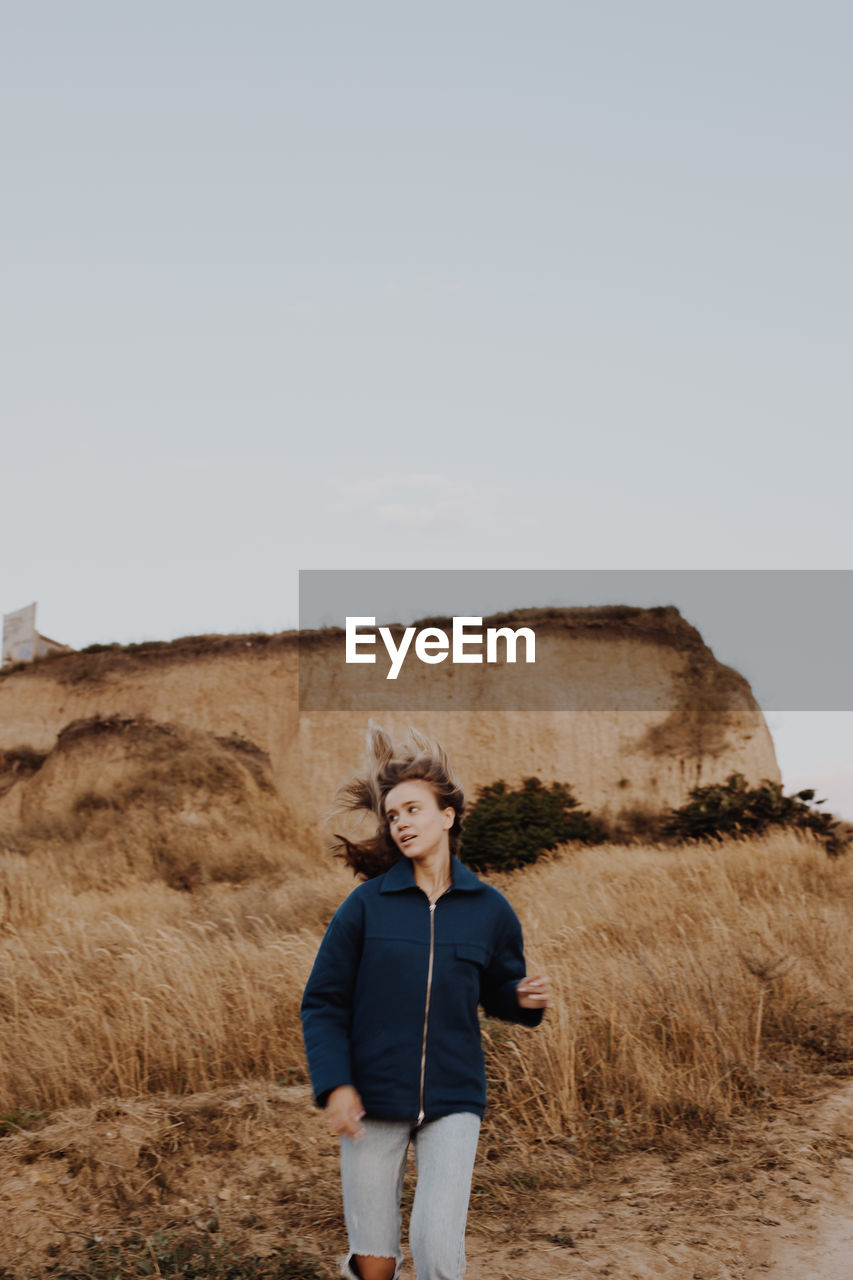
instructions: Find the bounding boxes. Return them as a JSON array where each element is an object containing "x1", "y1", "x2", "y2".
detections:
[{"x1": 300, "y1": 726, "x2": 551, "y2": 1280}]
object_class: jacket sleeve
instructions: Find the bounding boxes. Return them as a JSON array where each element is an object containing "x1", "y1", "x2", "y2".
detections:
[
  {"x1": 480, "y1": 903, "x2": 544, "y2": 1028},
  {"x1": 300, "y1": 892, "x2": 364, "y2": 1108}
]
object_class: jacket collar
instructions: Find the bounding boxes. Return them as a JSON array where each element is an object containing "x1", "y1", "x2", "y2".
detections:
[{"x1": 379, "y1": 853, "x2": 482, "y2": 894}]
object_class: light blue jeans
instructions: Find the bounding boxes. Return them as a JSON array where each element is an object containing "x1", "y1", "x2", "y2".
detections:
[{"x1": 339, "y1": 1112, "x2": 482, "y2": 1280}]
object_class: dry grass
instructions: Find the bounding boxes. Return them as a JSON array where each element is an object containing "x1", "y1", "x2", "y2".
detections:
[
  {"x1": 484, "y1": 832, "x2": 853, "y2": 1151},
  {"x1": 0, "y1": 1081, "x2": 345, "y2": 1277},
  {"x1": 1, "y1": 822, "x2": 851, "y2": 1154},
  {"x1": 0, "y1": 903, "x2": 322, "y2": 1109},
  {"x1": 0, "y1": 719, "x2": 358, "y2": 1111},
  {"x1": 1, "y1": 819, "x2": 853, "y2": 1278}
]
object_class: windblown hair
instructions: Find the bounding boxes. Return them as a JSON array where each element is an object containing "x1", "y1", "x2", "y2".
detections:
[{"x1": 333, "y1": 724, "x2": 465, "y2": 880}]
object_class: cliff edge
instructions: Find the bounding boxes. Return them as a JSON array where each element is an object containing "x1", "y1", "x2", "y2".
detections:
[{"x1": 0, "y1": 606, "x2": 779, "y2": 851}]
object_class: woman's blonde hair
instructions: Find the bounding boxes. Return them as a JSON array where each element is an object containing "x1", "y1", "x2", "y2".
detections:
[{"x1": 333, "y1": 723, "x2": 465, "y2": 879}]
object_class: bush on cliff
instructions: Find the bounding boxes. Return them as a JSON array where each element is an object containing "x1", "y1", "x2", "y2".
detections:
[
  {"x1": 461, "y1": 776, "x2": 605, "y2": 872},
  {"x1": 662, "y1": 773, "x2": 844, "y2": 854}
]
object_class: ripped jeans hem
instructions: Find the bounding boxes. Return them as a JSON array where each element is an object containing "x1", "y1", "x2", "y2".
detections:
[{"x1": 340, "y1": 1252, "x2": 403, "y2": 1280}]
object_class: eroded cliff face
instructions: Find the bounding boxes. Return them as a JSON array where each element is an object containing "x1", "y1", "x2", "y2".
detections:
[{"x1": 0, "y1": 608, "x2": 779, "y2": 851}]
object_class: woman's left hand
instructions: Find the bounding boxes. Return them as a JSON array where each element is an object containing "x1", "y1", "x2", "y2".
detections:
[{"x1": 516, "y1": 973, "x2": 551, "y2": 1009}]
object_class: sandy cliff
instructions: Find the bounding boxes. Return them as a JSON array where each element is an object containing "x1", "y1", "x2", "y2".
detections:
[{"x1": 0, "y1": 607, "x2": 779, "y2": 850}]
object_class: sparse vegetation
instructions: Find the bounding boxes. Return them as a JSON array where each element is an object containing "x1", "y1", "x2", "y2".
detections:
[
  {"x1": 0, "y1": 1105, "x2": 43, "y2": 1136},
  {"x1": 461, "y1": 777, "x2": 605, "y2": 872},
  {"x1": 0, "y1": 631, "x2": 297, "y2": 685},
  {"x1": 51, "y1": 1230, "x2": 330, "y2": 1279}
]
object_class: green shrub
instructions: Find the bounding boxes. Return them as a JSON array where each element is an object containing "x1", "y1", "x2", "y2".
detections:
[
  {"x1": 461, "y1": 777, "x2": 604, "y2": 872},
  {"x1": 662, "y1": 773, "x2": 844, "y2": 854}
]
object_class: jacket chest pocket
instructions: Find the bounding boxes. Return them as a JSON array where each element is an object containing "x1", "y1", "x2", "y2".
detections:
[
  {"x1": 443, "y1": 942, "x2": 490, "y2": 1022},
  {"x1": 454, "y1": 942, "x2": 489, "y2": 967}
]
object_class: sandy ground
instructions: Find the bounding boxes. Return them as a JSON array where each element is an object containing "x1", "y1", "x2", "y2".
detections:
[
  {"x1": 2, "y1": 1078, "x2": 852, "y2": 1278},
  {"x1": 464, "y1": 1080, "x2": 853, "y2": 1280}
]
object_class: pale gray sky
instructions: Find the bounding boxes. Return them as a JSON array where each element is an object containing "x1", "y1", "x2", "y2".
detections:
[{"x1": 2, "y1": 3, "x2": 851, "y2": 814}]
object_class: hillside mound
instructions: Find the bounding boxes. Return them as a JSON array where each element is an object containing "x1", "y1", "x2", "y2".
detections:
[{"x1": 0, "y1": 714, "x2": 299, "y2": 893}]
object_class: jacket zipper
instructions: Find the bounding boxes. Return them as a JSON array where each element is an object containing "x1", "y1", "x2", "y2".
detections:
[{"x1": 416, "y1": 887, "x2": 451, "y2": 1126}]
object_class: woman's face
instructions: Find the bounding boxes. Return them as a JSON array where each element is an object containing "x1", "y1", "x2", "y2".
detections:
[{"x1": 384, "y1": 778, "x2": 455, "y2": 862}]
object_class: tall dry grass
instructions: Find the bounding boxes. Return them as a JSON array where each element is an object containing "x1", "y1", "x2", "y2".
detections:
[
  {"x1": 0, "y1": 868, "x2": 351, "y2": 1111},
  {"x1": 0, "y1": 721, "x2": 359, "y2": 1110},
  {"x1": 1, "y1": 828, "x2": 851, "y2": 1152},
  {"x1": 485, "y1": 831, "x2": 853, "y2": 1148}
]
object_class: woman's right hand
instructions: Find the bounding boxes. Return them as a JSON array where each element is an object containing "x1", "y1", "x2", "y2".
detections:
[{"x1": 325, "y1": 1085, "x2": 366, "y2": 1142}]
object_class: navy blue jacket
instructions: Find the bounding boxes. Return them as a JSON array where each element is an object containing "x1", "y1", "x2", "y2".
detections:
[{"x1": 300, "y1": 854, "x2": 543, "y2": 1123}]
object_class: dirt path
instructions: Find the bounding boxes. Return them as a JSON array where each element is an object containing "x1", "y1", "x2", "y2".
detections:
[
  {"x1": 756, "y1": 1088, "x2": 853, "y2": 1280},
  {"x1": 463, "y1": 1081, "x2": 853, "y2": 1280},
  {"x1": 2, "y1": 1080, "x2": 853, "y2": 1278},
  {"x1": 762, "y1": 1201, "x2": 853, "y2": 1280}
]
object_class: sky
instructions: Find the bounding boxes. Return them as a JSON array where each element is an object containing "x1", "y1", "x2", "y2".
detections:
[{"x1": 2, "y1": 3, "x2": 852, "y2": 815}]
